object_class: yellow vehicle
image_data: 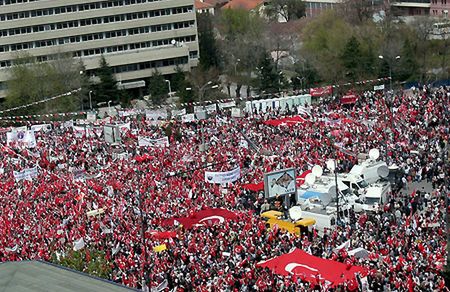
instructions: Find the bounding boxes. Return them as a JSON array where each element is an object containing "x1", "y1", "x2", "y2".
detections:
[{"x1": 261, "y1": 210, "x2": 316, "y2": 236}]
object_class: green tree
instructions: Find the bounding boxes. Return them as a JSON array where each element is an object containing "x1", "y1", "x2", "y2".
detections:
[
  {"x1": 94, "y1": 55, "x2": 120, "y2": 105},
  {"x1": 302, "y1": 11, "x2": 352, "y2": 83},
  {"x1": 197, "y1": 12, "x2": 219, "y2": 69},
  {"x1": 148, "y1": 69, "x2": 168, "y2": 105},
  {"x1": 4, "y1": 52, "x2": 85, "y2": 115},
  {"x1": 265, "y1": 0, "x2": 306, "y2": 22},
  {"x1": 397, "y1": 38, "x2": 419, "y2": 81},
  {"x1": 257, "y1": 52, "x2": 280, "y2": 93},
  {"x1": 340, "y1": 36, "x2": 363, "y2": 82}
]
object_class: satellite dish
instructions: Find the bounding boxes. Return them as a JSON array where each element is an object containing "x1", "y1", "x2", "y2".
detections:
[
  {"x1": 369, "y1": 148, "x2": 380, "y2": 160},
  {"x1": 143, "y1": 96, "x2": 149, "y2": 101},
  {"x1": 326, "y1": 159, "x2": 335, "y2": 171},
  {"x1": 289, "y1": 206, "x2": 303, "y2": 221},
  {"x1": 305, "y1": 173, "x2": 316, "y2": 186},
  {"x1": 319, "y1": 192, "x2": 332, "y2": 206},
  {"x1": 171, "y1": 39, "x2": 176, "y2": 45},
  {"x1": 312, "y1": 165, "x2": 323, "y2": 177},
  {"x1": 328, "y1": 185, "x2": 338, "y2": 197},
  {"x1": 377, "y1": 165, "x2": 389, "y2": 178}
]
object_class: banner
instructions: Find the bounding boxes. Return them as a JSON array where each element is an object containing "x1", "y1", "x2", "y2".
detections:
[
  {"x1": 373, "y1": 84, "x2": 385, "y2": 91},
  {"x1": 13, "y1": 167, "x2": 38, "y2": 181},
  {"x1": 231, "y1": 108, "x2": 243, "y2": 118},
  {"x1": 205, "y1": 167, "x2": 241, "y2": 184},
  {"x1": 7, "y1": 130, "x2": 37, "y2": 148},
  {"x1": 205, "y1": 104, "x2": 217, "y2": 113},
  {"x1": 182, "y1": 114, "x2": 195, "y2": 123},
  {"x1": 171, "y1": 108, "x2": 186, "y2": 117},
  {"x1": 30, "y1": 124, "x2": 51, "y2": 132},
  {"x1": 341, "y1": 94, "x2": 358, "y2": 104},
  {"x1": 310, "y1": 86, "x2": 332, "y2": 97},
  {"x1": 138, "y1": 136, "x2": 169, "y2": 147},
  {"x1": 73, "y1": 126, "x2": 93, "y2": 138},
  {"x1": 146, "y1": 109, "x2": 167, "y2": 120},
  {"x1": 218, "y1": 101, "x2": 236, "y2": 109},
  {"x1": 86, "y1": 111, "x2": 97, "y2": 122}
]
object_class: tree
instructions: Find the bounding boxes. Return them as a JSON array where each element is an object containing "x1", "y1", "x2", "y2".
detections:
[
  {"x1": 257, "y1": 52, "x2": 280, "y2": 93},
  {"x1": 217, "y1": 9, "x2": 266, "y2": 97},
  {"x1": 302, "y1": 11, "x2": 352, "y2": 83},
  {"x1": 4, "y1": 52, "x2": 85, "y2": 115},
  {"x1": 340, "y1": 36, "x2": 363, "y2": 82},
  {"x1": 197, "y1": 12, "x2": 219, "y2": 69},
  {"x1": 148, "y1": 69, "x2": 168, "y2": 105},
  {"x1": 265, "y1": 0, "x2": 306, "y2": 22},
  {"x1": 397, "y1": 38, "x2": 419, "y2": 81},
  {"x1": 94, "y1": 55, "x2": 120, "y2": 105}
]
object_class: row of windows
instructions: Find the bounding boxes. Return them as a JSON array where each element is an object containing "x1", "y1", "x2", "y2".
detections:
[
  {"x1": 0, "y1": 21, "x2": 195, "y2": 53},
  {"x1": 111, "y1": 56, "x2": 189, "y2": 74},
  {"x1": 0, "y1": 35, "x2": 197, "y2": 67},
  {"x1": 74, "y1": 35, "x2": 196, "y2": 57},
  {"x1": 0, "y1": 6, "x2": 193, "y2": 37},
  {"x1": 0, "y1": 0, "x2": 162, "y2": 21},
  {"x1": 0, "y1": 0, "x2": 39, "y2": 5}
]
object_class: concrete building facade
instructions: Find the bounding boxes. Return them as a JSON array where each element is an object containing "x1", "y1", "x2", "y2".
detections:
[{"x1": 0, "y1": 0, "x2": 199, "y2": 98}]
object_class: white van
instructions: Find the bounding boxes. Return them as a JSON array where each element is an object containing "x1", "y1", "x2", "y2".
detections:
[
  {"x1": 301, "y1": 207, "x2": 336, "y2": 232},
  {"x1": 354, "y1": 183, "x2": 392, "y2": 212},
  {"x1": 350, "y1": 160, "x2": 388, "y2": 184}
]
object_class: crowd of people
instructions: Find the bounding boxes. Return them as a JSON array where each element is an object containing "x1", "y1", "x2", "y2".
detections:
[{"x1": 0, "y1": 85, "x2": 448, "y2": 291}]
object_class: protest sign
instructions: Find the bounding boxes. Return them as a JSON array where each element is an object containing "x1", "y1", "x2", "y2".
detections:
[{"x1": 205, "y1": 167, "x2": 241, "y2": 184}]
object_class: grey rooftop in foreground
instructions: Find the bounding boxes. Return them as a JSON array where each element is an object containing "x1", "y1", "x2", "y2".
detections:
[{"x1": 0, "y1": 261, "x2": 137, "y2": 292}]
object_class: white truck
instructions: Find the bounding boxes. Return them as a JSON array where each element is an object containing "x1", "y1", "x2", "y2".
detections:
[
  {"x1": 349, "y1": 160, "x2": 389, "y2": 184},
  {"x1": 354, "y1": 183, "x2": 392, "y2": 212}
]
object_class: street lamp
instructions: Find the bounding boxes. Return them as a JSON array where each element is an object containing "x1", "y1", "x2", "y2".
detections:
[
  {"x1": 88, "y1": 90, "x2": 93, "y2": 110},
  {"x1": 165, "y1": 80, "x2": 172, "y2": 96},
  {"x1": 108, "y1": 100, "x2": 112, "y2": 114},
  {"x1": 326, "y1": 159, "x2": 340, "y2": 225},
  {"x1": 234, "y1": 59, "x2": 241, "y2": 76},
  {"x1": 378, "y1": 55, "x2": 401, "y2": 91},
  {"x1": 187, "y1": 81, "x2": 218, "y2": 153}
]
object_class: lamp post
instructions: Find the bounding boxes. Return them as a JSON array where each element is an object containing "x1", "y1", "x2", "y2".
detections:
[
  {"x1": 378, "y1": 55, "x2": 401, "y2": 92},
  {"x1": 88, "y1": 90, "x2": 93, "y2": 110},
  {"x1": 234, "y1": 58, "x2": 241, "y2": 76},
  {"x1": 108, "y1": 100, "x2": 112, "y2": 115},
  {"x1": 165, "y1": 80, "x2": 172, "y2": 96},
  {"x1": 327, "y1": 158, "x2": 339, "y2": 225},
  {"x1": 186, "y1": 81, "x2": 218, "y2": 152}
]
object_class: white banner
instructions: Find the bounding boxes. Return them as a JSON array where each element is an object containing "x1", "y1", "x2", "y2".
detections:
[
  {"x1": 118, "y1": 109, "x2": 140, "y2": 117},
  {"x1": 13, "y1": 167, "x2": 38, "y2": 181},
  {"x1": 146, "y1": 109, "x2": 167, "y2": 120},
  {"x1": 73, "y1": 126, "x2": 93, "y2": 138},
  {"x1": 171, "y1": 108, "x2": 186, "y2": 117},
  {"x1": 182, "y1": 113, "x2": 195, "y2": 123},
  {"x1": 374, "y1": 84, "x2": 385, "y2": 91},
  {"x1": 30, "y1": 124, "x2": 51, "y2": 132},
  {"x1": 194, "y1": 104, "x2": 217, "y2": 113},
  {"x1": 218, "y1": 101, "x2": 235, "y2": 109},
  {"x1": 205, "y1": 104, "x2": 217, "y2": 113},
  {"x1": 138, "y1": 136, "x2": 169, "y2": 147},
  {"x1": 86, "y1": 111, "x2": 97, "y2": 122},
  {"x1": 231, "y1": 108, "x2": 242, "y2": 118},
  {"x1": 7, "y1": 130, "x2": 37, "y2": 148},
  {"x1": 205, "y1": 167, "x2": 241, "y2": 184}
]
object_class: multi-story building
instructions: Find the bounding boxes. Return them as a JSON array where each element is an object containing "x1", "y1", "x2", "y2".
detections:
[
  {"x1": 0, "y1": 0, "x2": 199, "y2": 98},
  {"x1": 430, "y1": 0, "x2": 449, "y2": 16},
  {"x1": 390, "y1": 0, "x2": 431, "y2": 16}
]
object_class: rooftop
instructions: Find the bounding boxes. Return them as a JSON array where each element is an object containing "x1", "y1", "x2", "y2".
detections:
[{"x1": 0, "y1": 261, "x2": 136, "y2": 292}]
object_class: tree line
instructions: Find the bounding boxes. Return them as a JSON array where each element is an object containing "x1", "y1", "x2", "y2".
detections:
[{"x1": 0, "y1": 3, "x2": 448, "y2": 113}]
